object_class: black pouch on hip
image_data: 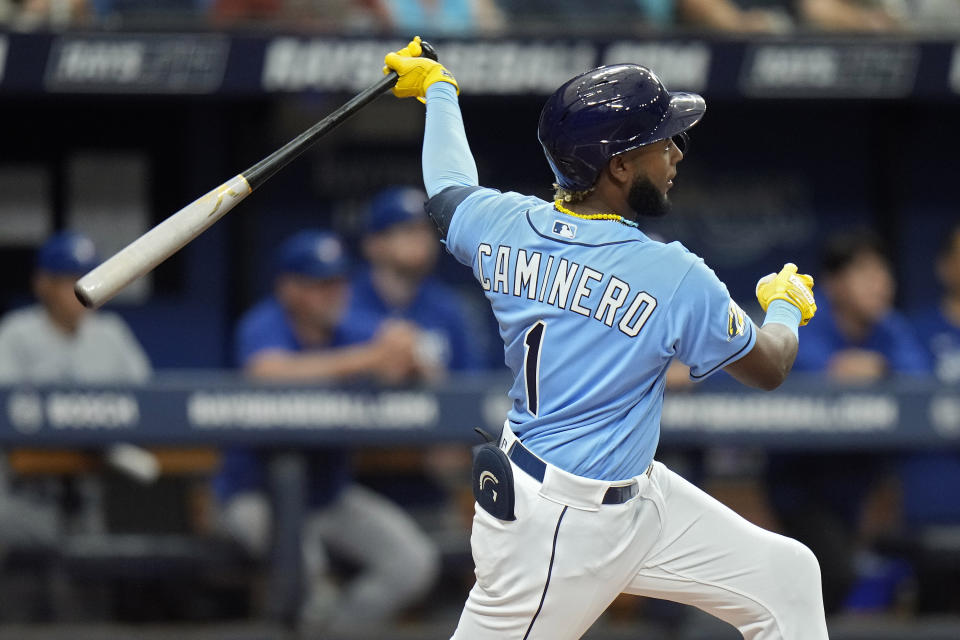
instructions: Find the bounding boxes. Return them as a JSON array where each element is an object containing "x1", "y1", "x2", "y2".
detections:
[{"x1": 472, "y1": 443, "x2": 516, "y2": 521}]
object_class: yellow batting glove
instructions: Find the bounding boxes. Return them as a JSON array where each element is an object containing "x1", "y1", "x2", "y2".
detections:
[
  {"x1": 755, "y1": 263, "x2": 817, "y2": 326},
  {"x1": 384, "y1": 36, "x2": 458, "y2": 103}
]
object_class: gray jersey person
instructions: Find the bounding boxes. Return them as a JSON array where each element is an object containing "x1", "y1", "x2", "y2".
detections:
[
  {"x1": 0, "y1": 231, "x2": 152, "y2": 551},
  {"x1": 0, "y1": 232, "x2": 150, "y2": 384}
]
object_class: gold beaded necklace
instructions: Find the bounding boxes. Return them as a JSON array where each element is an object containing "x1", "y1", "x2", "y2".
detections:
[{"x1": 553, "y1": 200, "x2": 638, "y2": 229}]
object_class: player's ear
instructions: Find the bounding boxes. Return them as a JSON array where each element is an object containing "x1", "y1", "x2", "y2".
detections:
[{"x1": 606, "y1": 154, "x2": 632, "y2": 188}]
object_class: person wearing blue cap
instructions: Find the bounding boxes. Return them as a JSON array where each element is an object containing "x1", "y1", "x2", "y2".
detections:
[
  {"x1": 0, "y1": 230, "x2": 150, "y2": 383},
  {"x1": 0, "y1": 231, "x2": 153, "y2": 566},
  {"x1": 350, "y1": 186, "x2": 481, "y2": 377},
  {"x1": 213, "y1": 229, "x2": 438, "y2": 633}
]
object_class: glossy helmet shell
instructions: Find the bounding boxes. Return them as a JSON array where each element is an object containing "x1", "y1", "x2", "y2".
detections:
[{"x1": 538, "y1": 64, "x2": 706, "y2": 191}]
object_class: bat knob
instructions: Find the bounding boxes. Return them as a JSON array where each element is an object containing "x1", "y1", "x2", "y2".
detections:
[{"x1": 420, "y1": 40, "x2": 439, "y2": 62}]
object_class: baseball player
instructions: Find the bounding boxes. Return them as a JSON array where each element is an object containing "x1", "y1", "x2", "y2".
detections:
[{"x1": 384, "y1": 38, "x2": 826, "y2": 639}]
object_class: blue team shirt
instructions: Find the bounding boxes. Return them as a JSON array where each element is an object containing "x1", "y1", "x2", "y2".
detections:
[
  {"x1": 213, "y1": 297, "x2": 377, "y2": 506},
  {"x1": 444, "y1": 189, "x2": 756, "y2": 481},
  {"x1": 903, "y1": 308, "x2": 960, "y2": 524},
  {"x1": 911, "y1": 307, "x2": 960, "y2": 383},
  {"x1": 346, "y1": 267, "x2": 481, "y2": 372},
  {"x1": 792, "y1": 297, "x2": 931, "y2": 374}
]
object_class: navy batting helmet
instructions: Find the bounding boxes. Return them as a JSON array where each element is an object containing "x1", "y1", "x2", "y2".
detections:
[{"x1": 538, "y1": 64, "x2": 706, "y2": 192}]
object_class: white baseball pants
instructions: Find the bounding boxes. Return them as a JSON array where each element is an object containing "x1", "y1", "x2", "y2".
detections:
[{"x1": 452, "y1": 425, "x2": 828, "y2": 640}]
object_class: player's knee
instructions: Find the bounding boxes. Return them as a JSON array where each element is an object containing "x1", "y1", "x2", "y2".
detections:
[{"x1": 771, "y1": 537, "x2": 823, "y2": 611}]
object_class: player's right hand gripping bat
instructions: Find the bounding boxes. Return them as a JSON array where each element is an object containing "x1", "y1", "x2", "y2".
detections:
[{"x1": 74, "y1": 40, "x2": 439, "y2": 309}]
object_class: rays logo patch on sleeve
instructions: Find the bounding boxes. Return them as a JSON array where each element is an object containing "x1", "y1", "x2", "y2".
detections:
[
  {"x1": 727, "y1": 301, "x2": 746, "y2": 341},
  {"x1": 552, "y1": 220, "x2": 577, "y2": 239}
]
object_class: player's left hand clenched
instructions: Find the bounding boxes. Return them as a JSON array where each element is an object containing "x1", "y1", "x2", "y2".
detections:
[
  {"x1": 384, "y1": 35, "x2": 458, "y2": 102},
  {"x1": 755, "y1": 263, "x2": 817, "y2": 326}
]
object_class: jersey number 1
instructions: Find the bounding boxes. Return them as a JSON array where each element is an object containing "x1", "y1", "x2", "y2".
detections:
[{"x1": 524, "y1": 320, "x2": 546, "y2": 416}]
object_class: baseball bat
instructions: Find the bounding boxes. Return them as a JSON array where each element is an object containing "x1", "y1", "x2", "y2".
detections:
[{"x1": 75, "y1": 41, "x2": 439, "y2": 309}]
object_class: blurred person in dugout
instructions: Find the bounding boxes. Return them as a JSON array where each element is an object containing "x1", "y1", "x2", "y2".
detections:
[
  {"x1": 212, "y1": 229, "x2": 439, "y2": 633},
  {"x1": 912, "y1": 222, "x2": 960, "y2": 384},
  {"x1": 0, "y1": 231, "x2": 152, "y2": 551},
  {"x1": 349, "y1": 186, "x2": 484, "y2": 529},
  {"x1": 350, "y1": 186, "x2": 481, "y2": 375},
  {"x1": 901, "y1": 222, "x2": 960, "y2": 599},
  {"x1": 765, "y1": 229, "x2": 930, "y2": 614}
]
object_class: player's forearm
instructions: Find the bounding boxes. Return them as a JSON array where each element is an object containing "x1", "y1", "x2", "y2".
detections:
[
  {"x1": 245, "y1": 346, "x2": 381, "y2": 381},
  {"x1": 725, "y1": 324, "x2": 797, "y2": 390},
  {"x1": 724, "y1": 301, "x2": 800, "y2": 390},
  {"x1": 423, "y1": 82, "x2": 479, "y2": 197},
  {"x1": 757, "y1": 322, "x2": 798, "y2": 382}
]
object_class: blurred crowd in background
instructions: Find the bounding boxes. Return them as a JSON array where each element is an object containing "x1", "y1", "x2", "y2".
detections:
[{"x1": 1, "y1": 0, "x2": 960, "y2": 34}]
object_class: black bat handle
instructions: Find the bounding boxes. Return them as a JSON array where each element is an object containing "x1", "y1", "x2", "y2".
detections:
[{"x1": 243, "y1": 40, "x2": 439, "y2": 192}]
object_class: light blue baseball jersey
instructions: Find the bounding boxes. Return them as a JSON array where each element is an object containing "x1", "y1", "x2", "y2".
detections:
[{"x1": 422, "y1": 82, "x2": 756, "y2": 482}]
